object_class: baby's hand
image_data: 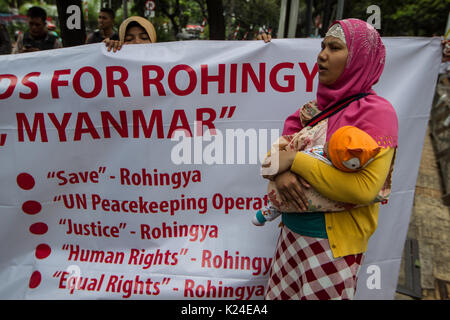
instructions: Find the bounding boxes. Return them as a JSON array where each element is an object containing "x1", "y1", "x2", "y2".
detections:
[{"x1": 261, "y1": 155, "x2": 277, "y2": 180}]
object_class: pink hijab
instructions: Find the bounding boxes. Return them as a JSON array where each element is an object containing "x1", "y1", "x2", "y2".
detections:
[{"x1": 283, "y1": 19, "x2": 398, "y2": 148}]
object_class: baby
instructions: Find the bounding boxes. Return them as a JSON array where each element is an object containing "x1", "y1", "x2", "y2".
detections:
[{"x1": 253, "y1": 125, "x2": 381, "y2": 226}]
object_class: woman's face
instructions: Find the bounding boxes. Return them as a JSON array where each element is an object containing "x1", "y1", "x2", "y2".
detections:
[
  {"x1": 124, "y1": 25, "x2": 151, "y2": 44},
  {"x1": 317, "y1": 36, "x2": 348, "y2": 86}
]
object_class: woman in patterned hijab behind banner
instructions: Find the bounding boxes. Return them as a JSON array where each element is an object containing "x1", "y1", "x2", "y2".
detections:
[{"x1": 263, "y1": 19, "x2": 398, "y2": 300}]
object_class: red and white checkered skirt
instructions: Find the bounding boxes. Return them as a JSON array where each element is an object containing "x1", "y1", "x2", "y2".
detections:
[{"x1": 265, "y1": 225, "x2": 364, "y2": 300}]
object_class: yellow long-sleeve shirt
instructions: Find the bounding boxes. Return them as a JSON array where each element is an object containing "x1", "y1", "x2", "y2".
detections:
[{"x1": 290, "y1": 147, "x2": 395, "y2": 258}]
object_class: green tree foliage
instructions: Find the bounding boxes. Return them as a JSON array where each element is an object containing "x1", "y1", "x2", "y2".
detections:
[
  {"x1": 131, "y1": 0, "x2": 279, "y2": 40},
  {"x1": 343, "y1": 0, "x2": 449, "y2": 36},
  {"x1": 0, "y1": 0, "x2": 23, "y2": 12},
  {"x1": 132, "y1": 0, "x2": 204, "y2": 40},
  {"x1": 17, "y1": 0, "x2": 57, "y2": 16},
  {"x1": 0, "y1": 1, "x2": 10, "y2": 13},
  {"x1": 1, "y1": 0, "x2": 448, "y2": 40},
  {"x1": 224, "y1": 0, "x2": 280, "y2": 40}
]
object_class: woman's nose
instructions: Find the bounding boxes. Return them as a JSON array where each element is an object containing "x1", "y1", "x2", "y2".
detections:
[{"x1": 318, "y1": 50, "x2": 327, "y2": 62}]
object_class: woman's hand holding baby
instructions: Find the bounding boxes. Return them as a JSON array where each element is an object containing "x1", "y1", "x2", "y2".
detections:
[
  {"x1": 274, "y1": 171, "x2": 310, "y2": 211},
  {"x1": 262, "y1": 150, "x2": 298, "y2": 180}
]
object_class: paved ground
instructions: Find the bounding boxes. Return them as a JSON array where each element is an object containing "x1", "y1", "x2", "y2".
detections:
[{"x1": 395, "y1": 126, "x2": 450, "y2": 300}]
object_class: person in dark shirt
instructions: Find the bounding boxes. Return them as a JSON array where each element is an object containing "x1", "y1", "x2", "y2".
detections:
[
  {"x1": 86, "y1": 7, "x2": 119, "y2": 43},
  {"x1": 13, "y1": 6, "x2": 62, "y2": 53},
  {"x1": 0, "y1": 23, "x2": 11, "y2": 55}
]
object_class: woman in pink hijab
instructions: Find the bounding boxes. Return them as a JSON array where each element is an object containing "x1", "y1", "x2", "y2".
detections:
[{"x1": 263, "y1": 19, "x2": 398, "y2": 300}]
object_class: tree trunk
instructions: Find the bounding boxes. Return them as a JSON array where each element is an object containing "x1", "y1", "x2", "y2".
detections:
[
  {"x1": 320, "y1": 0, "x2": 332, "y2": 37},
  {"x1": 159, "y1": 0, "x2": 181, "y2": 40},
  {"x1": 206, "y1": 0, "x2": 225, "y2": 40}
]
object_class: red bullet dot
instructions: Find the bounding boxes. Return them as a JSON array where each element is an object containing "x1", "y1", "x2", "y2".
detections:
[
  {"x1": 22, "y1": 201, "x2": 42, "y2": 215},
  {"x1": 29, "y1": 222, "x2": 48, "y2": 235},
  {"x1": 35, "y1": 244, "x2": 51, "y2": 259},
  {"x1": 29, "y1": 271, "x2": 41, "y2": 289},
  {"x1": 17, "y1": 173, "x2": 35, "y2": 190}
]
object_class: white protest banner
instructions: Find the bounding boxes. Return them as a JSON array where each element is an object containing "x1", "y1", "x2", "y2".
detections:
[{"x1": 0, "y1": 38, "x2": 441, "y2": 299}]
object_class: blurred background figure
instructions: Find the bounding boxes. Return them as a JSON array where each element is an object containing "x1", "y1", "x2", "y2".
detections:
[
  {"x1": 12, "y1": 6, "x2": 62, "y2": 53},
  {"x1": 0, "y1": 22, "x2": 11, "y2": 54},
  {"x1": 86, "y1": 7, "x2": 119, "y2": 44},
  {"x1": 46, "y1": 21, "x2": 61, "y2": 43}
]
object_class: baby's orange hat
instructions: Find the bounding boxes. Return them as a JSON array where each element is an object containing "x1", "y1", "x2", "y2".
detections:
[{"x1": 328, "y1": 126, "x2": 381, "y2": 172}]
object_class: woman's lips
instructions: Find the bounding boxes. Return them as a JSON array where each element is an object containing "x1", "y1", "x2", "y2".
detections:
[{"x1": 318, "y1": 66, "x2": 328, "y2": 73}]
